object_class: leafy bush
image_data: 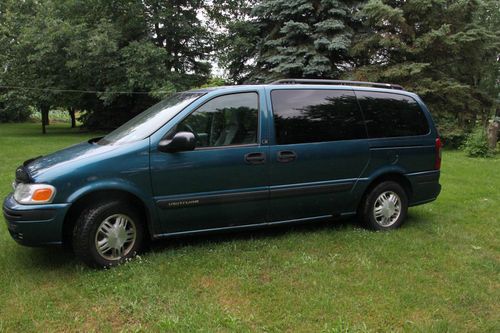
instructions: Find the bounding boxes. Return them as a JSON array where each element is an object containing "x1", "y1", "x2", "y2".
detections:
[
  {"x1": 435, "y1": 116, "x2": 469, "y2": 149},
  {"x1": 0, "y1": 107, "x2": 31, "y2": 123},
  {"x1": 0, "y1": 94, "x2": 32, "y2": 123},
  {"x1": 462, "y1": 126, "x2": 493, "y2": 157}
]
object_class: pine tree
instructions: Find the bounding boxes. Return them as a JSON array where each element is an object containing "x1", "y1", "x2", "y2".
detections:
[
  {"x1": 221, "y1": 0, "x2": 362, "y2": 81},
  {"x1": 349, "y1": 0, "x2": 500, "y2": 144}
]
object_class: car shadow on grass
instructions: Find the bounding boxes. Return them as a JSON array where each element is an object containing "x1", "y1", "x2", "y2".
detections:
[
  {"x1": 148, "y1": 208, "x2": 434, "y2": 255},
  {"x1": 12, "y1": 217, "x2": 357, "y2": 271},
  {"x1": 149, "y1": 216, "x2": 360, "y2": 253},
  {"x1": 15, "y1": 246, "x2": 79, "y2": 271},
  {"x1": 16, "y1": 210, "x2": 430, "y2": 270}
]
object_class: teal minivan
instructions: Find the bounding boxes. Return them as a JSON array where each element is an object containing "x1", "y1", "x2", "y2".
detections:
[{"x1": 3, "y1": 79, "x2": 442, "y2": 267}]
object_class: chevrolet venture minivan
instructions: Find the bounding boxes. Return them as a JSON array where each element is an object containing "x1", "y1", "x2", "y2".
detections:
[{"x1": 3, "y1": 79, "x2": 442, "y2": 267}]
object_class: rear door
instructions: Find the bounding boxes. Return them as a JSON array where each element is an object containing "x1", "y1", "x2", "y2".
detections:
[
  {"x1": 267, "y1": 88, "x2": 370, "y2": 221},
  {"x1": 150, "y1": 89, "x2": 270, "y2": 234}
]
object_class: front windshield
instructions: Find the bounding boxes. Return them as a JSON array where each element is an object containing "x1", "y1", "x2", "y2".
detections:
[{"x1": 99, "y1": 92, "x2": 204, "y2": 145}]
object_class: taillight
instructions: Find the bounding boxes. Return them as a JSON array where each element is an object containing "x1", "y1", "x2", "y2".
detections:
[{"x1": 435, "y1": 137, "x2": 442, "y2": 170}]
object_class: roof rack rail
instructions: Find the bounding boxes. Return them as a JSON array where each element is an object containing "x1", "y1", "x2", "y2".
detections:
[{"x1": 270, "y1": 79, "x2": 404, "y2": 90}]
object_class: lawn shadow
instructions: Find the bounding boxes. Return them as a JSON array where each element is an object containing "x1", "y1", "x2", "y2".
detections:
[
  {"x1": 16, "y1": 246, "x2": 79, "y2": 272},
  {"x1": 149, "y1": 216, "x2": 358, "y2": 254},
  {"x1": 13, "y1": 209, "x2": 431, "y2": 270},
  {"x1": 148, "y1": 209, "x2": 433, "y2": 255},
  {"x1": 10, "y1": 217, "x2": 357, "y2": 271}
]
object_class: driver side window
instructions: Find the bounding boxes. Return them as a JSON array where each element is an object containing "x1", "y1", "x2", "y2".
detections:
[{"x1": 175, "y1": 92, "x2": 259, "y2": 148}]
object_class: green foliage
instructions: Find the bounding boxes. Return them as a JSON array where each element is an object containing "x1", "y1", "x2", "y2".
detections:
[
  {"x1": 349, "y1": 0, "x2": 500, "y2": 141},
  {"x1": 462, "y1": 125, "x2": 494, "y2": 157},
  {"x1": 0, "y1": 93, "x2": 32, "y2": 123},
  {"x1": 217, "y1": 19, "x2": 261, "y2": 83},
  {"x1": 199, "y1": 77, "x2": 228, "y2": 88},
  {"x1": 0, "y1": 0, "x2": 219, "y2": 129},
  {"x1": 253, "y1": 0, "x2": 362, "y2": 80}
]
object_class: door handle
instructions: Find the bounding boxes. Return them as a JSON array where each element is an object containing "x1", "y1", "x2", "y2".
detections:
[
  {"x1": 244, "y1": 152, "x2": 266, "y2": 165},
  {"x1": 277, "y1": 150, "x2": 297, "y2": 163}
]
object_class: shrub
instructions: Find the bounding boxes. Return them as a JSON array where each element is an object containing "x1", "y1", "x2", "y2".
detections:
[
  {"x1": 435, "y1": 117, "x2": 468, "y2": 149},
  {"x1": 462, "y1": 126, "x2": 493, "y2": 157},
  {"x1": 0, "y1": 94, "x2": 32, "y2": 123}
]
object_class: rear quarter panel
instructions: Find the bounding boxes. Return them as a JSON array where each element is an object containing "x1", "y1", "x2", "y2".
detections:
[{"x1": 351, "y1": 89, "x2": 440, "y2": 206}]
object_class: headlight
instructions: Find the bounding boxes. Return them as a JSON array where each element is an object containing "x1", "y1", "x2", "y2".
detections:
[{"x1": 13, "y1": 183, "x2": 56, "y2": 204}]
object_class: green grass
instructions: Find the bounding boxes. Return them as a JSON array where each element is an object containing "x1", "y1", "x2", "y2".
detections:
[{"x1": 0, "y1": 123, "x2": 499, "y2": 332}]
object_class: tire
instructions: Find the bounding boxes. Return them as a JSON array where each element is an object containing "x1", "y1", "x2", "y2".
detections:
[
  {"x1": 72, "y1": 200, "x2": 144, "y2": 268},
  {"x1": 359, "y1": 181, "x2": 408, "y2": 231}
]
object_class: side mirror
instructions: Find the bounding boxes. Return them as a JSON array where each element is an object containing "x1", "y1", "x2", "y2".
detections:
[{"x1": 158, "y1": 131, "x2": 196, "y2": 153}]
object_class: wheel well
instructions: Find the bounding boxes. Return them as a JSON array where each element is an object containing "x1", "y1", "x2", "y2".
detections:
[
  {"x1": 359, "y1": 173, "x2": 413, "y2": 209},
  {"x1": 62, "y1": 190, "x2": 151, "y2": 246}
]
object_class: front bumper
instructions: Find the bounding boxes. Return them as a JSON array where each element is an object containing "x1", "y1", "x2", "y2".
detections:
[{"x1": 2, "y1": 194, "x2": 70, "y2": 246}]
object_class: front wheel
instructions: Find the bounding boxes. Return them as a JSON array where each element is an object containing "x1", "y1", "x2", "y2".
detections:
[
  {"x1": 72, "y1": 200, "x2": 144, "y2": 268},
  {"x1": 359, "y1": 181, "x2": 408, "y2": 230}
]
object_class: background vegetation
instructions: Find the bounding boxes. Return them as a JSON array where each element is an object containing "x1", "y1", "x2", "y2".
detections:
[{"x1": 0, "y1": 0, "x2": 499, "y2": 144}]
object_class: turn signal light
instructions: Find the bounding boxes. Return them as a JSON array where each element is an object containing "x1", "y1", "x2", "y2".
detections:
[{"x1": 32, "y1": 188, "x2": 54, "y2": 202}]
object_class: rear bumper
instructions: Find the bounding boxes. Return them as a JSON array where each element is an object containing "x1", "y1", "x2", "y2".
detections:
[
  {"x1": 407, "y1": 170, "x2": 441, "y2": 206},
  {"x1": 3, "y1": 194, "x2": 70, "y2": 246}
]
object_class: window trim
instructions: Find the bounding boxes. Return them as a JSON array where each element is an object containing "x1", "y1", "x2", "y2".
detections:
[
  {"x1": 166, "y1": 91, "x2": 261, "y2": 151},
  {"x1": 270, "y1": 88, "x2": 368, "y2": 145}
]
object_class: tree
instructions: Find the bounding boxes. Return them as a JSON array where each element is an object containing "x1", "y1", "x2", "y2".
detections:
[
  {"x1": 218, "y1": 0, "x2": 363, "y2": 82},
  {"x1": 213, "y1": 0, "x2": 261, "y2": 83},
  {"x1": 0, "y1": 0, "x2": 216, "y2": 131},
  {"x1": 0, "y1": 0, "x2": 44, "y2": 127},
  {"x1": 349, "y1": 0, "x2": 500, "y2": 144}
]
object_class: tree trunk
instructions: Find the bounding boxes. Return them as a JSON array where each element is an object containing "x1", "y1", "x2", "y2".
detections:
[
  {"x1": 69, "y1": 107, "x2": 76, "y2": 128},
  {"x1": 41, "y1": 105, "x2": 49, "y2": 134},
  {"x1": 487, "y1": 120, "x2": 499, "y2": 151},
  {"x1": 42, "y1": 107, "x2": 50, "y2": 126}
]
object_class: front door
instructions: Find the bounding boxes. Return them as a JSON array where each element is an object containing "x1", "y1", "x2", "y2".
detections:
[
  {"x1": 267, "y1": 88, "x2": 370, "y2": 221},
  {"x1": 150, "y1": 91, "x2": 269, "y2": 234}
]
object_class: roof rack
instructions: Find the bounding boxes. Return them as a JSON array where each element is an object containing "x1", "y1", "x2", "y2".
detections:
[{"x1": 270, "y1": 79, "x2": 404, "y2": 90}]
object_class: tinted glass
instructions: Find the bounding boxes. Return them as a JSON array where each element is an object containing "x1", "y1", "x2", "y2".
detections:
[
  {"x1": 99, "y1": 92, "x2": 204, "y2": 145},
  {"x1": 271, "y1": 89, "x2": 367, "y2": 145},
  {"x1": 356, "y1": 91, "x2": 429, "y2": 138},
  {"x1": 173, "y1": 92, "x2": 259, "y2": 148}
]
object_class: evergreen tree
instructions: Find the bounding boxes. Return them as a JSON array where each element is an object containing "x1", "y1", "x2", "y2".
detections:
[
  {"x1": 255, "y1": 0, "x2": 362, "y2": 80},
  {"x1": 349, "y1": 0, "x2": 500, "y2": 144},
  {"x1": 219, "y1": 0, "x2": 363, "y2": 82}
]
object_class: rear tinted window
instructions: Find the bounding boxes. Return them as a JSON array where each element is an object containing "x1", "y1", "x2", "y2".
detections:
[
  {"x1": 271, "y1": 89, "x2": 367, "y2": 145},
  {"x1": 356, "y1": 91, "x2": 429, "y2": 138}
]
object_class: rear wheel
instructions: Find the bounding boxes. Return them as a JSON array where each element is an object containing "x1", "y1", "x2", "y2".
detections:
[
  {"x1": 360, "y1": 181, "x2": 408, "y2": 230},
  {"x1": 72, "y1": 200, "x2": 144, "y2": 268}
]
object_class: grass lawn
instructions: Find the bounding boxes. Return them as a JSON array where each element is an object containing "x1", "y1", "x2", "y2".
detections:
[{"x1": 0, "y1": 122, "x2": 499, "y2": 332}]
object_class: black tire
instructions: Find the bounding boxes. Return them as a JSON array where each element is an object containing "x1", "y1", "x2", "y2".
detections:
[
  {"x1": 72, "y1": 200, "x2": 144, "y2": 268},
  {"x1": 359, "y1": 181, "x2": 408, "y2": 231}
]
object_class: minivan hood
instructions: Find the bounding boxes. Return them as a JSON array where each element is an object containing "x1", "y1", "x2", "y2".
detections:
[{"x1": 25, "y1": 139, "x2": 118, "y2": 179}]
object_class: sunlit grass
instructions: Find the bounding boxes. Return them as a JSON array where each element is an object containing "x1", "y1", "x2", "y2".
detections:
[{"x1": 0, "y1": 123, "x2": 498, "y2": 332}]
